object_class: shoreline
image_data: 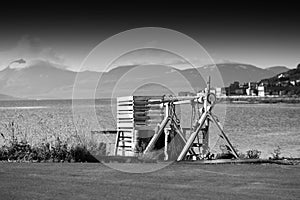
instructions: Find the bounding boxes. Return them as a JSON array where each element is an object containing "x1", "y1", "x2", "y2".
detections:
[
  {"x1": 1, "y1": 96, "x2": 300, "y2": 104},
  {"x1": 217, "y1": 96, "x2": 300, "y2": 104}
]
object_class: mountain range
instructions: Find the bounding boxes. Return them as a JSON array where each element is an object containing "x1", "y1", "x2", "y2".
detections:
[{"x1": 0, "y1": 60, "x2": 290, "y2": 99}]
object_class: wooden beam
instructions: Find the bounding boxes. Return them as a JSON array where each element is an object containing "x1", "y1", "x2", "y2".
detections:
[
  {"x1": 177, "y1": 106, "x2": 211, "y2": 161},
  {"x1": 209, "y1": 114, "x2": 239, "y2": 159},
  {"x1": 143, "y1": 116, "x2": 170, "y2": 154}
]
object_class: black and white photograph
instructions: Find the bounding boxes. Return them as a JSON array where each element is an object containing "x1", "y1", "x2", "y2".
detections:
[{"x1": 0, "y1": 1, "x2": 299, "y2": 199}]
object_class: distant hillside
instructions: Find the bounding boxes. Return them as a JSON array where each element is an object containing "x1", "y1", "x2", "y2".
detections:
[
  {"x1": 0, "y1": 60, "x2": 78, "y2": 99},
  {"x1": 0, "y1": 60, "x2": 291, "y2": 99},
  {"x1": 180, "y1": 63, "x2": 286, "y2": 90},
  {"x1": 265, "y1": 66, "x2": 289, "y2": 74},
  {"x1": 212, "y1": 63, "x2": 289, "y2": 84},
  {"x1": 261, "y1": 65, "x2": 300, "y2": 85},
  {"x1": 0, "y1": 93, "x2": 21, "y2": 100}
]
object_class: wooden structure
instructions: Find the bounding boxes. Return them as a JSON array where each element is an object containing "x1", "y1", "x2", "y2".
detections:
[
  {"x1": 115, "y1": 96, "x2": 165, "y2": 156},
  {"x1": 114, "y1": 78, "x2": 239, "y2": 161}
]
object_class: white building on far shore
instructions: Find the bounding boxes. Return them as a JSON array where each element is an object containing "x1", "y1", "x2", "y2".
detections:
[{"x1": 258, "y1": 86, "x2": 265, "y2": 97}]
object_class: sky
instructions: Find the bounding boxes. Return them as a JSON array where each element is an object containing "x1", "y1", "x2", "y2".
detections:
[{"x1": 0, "y1": 1, "x2": 299, "y2": 71}]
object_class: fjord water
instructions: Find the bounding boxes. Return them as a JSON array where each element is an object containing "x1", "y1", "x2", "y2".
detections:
[
  {"x1": 0, "y1": 99, "x2": 299, "y2": 158},
  {"x1": 214, "y1": 103, "x2": 300, "y2": 158}
]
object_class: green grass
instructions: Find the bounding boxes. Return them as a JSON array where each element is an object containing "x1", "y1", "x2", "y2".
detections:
[{"x1": 0, "y1": 163, "x2": 299, "y2": 200}]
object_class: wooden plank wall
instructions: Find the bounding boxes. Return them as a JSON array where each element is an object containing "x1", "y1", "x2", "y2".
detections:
[{"x1": 116, "y1": 96, "x2": 165, "y2": 156}]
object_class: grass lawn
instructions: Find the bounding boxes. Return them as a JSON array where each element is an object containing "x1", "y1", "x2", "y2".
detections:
[{"x1": 0, "y1": 162, "x2": 299, "y2": 200}]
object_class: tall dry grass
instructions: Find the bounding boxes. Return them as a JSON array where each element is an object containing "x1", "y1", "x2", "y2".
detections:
[{"x1": 0, "y1": 107, "x2": 110, "y2": 162}]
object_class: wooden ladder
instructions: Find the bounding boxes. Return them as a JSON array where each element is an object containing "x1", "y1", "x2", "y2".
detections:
[{"x1": 114, "y1": 131, "x2": 133, "y2": 156}]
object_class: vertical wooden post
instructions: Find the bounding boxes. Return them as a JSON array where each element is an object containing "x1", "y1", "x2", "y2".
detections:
[
  {"x1": 164, "y1": 128, "x2": 170, "y2": 160},
  {"x1": 201, "y1": 76, "x2": 210, "y2": 156},
  {"x1": 122, "y1": 131, "x2": 125, "y2": 156},
  {"x1": 114, "y1": 131, "x2": 121, "y2": 156}
]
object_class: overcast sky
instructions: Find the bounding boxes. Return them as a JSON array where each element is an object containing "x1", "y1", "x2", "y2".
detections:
[{"x1": 0, "y1": 1, "x2": 299, "y2": 71}]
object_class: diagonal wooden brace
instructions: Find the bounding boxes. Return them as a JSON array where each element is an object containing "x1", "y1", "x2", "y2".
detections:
[
  {"x1": 209, "y1": 114, "x2": 239, "y2": 159},
  {"x1": 177, "y1": 106, "x2": 211, "y2": 161}
]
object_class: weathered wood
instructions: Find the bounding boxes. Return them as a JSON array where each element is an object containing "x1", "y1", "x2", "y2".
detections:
[
  {"x1": 117, "y1": 105, "x2": 134, "y2": 111},
  {"x1": 117, "y1": 113, "x2": 134, "y2": 119},
  {"x1": 117, "y1": 122, "x2": 134, "y2": 128},
  {"x1": 117, "y1": 120, "x2": 134, "y2": 124},
  {"x1": 209, "y1": 113, "x2": 239, "y2": 159},
  {"x1": 177, "y1": 106, "x2": 211, "y2": 161},
  {"x1": 117, "y1": 96, "x2": 134, "y2": 102},
  {"x1": 116, "y1": 128, "x2": 132, "y2": 131},
  {"x1": 114, "y1": 131, "x2": 121, "y2": 156},
  {"x1": 115, "y1": 95, "x2": 165, "y2": 156}
]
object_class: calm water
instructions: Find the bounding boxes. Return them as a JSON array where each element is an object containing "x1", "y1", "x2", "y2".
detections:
[
  {"x1": 0, "y1": 99, "x2": 299, "y2": 158},
  {"x1": 216, "y1": 103, "x2": 300, "y2": 158}
]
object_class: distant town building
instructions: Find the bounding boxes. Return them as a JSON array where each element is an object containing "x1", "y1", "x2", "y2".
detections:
[
  {"x1": 246, "y1": 82, "x2": 258, "y2": 96},
  {"x1": 257, "y1": 86, "x2": 265, "y2": 97},
  {"x1": 225, "y1": 81, "x2": 247, "y2": 96},
  {"x1": 215, "y1": 87, "x2": 226, "y2": 97},
  {"x1": 278, "y1": 73, "x2": 285, "y2": 79},
  {"x1": 219, "y1": 64, "x2": 300, "y2": 97}
]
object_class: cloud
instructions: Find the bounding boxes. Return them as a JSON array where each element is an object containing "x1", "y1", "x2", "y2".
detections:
[
  {"x1": 0, "y1": 35, "x2": 65, "y2": 70},
  {"x1": 40, "y1": 47, "x2": 65, "y2": 64},
  {"x1": 107, "y1": 48, "x2": 214, "y2": 71}
]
